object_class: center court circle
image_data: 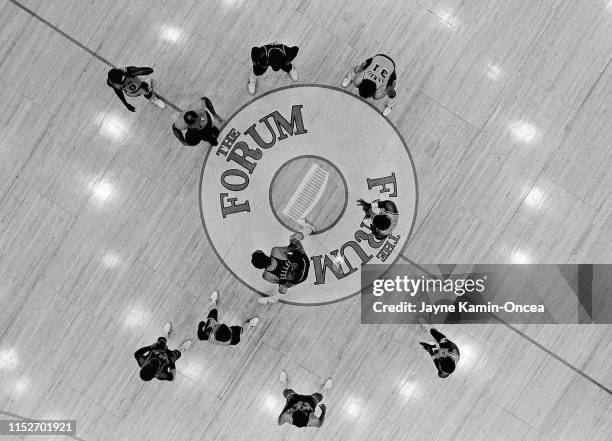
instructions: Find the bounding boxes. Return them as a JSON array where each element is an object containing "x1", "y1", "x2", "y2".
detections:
[
  {"x1": 199, "y1": 85, "x2": 418, "y2": 305},
  {"x1": 269, "y1": 155, "x2": 348, "y2": 235}
]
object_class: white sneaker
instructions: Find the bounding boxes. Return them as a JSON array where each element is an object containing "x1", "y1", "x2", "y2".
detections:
[
  {"x1": 151, "y1": 96, "x2": 166, "y2": 109},
  {"x1": 258, "y1": 296, "x2": 279, "y2": 304},
  {"x1": 342, "y1": 71, "x2": 355, "y2": 88},
  {"x1": 248, "y1": 78, "x2": 256, "y2": 95},
  {"x1": 209, "y1": 290, "x2": 219, "y2": 307},
  {"x1": 162, "y1": 321, "x2": 172, "y2": 339},
  {"x1": 279, "y1": 370, "x2": 288, "y2": 387},
  {"x1": 382, "y1": 104, "x2": 392, "y2": 117},
  {"x1": 289, "y1": 68, "x2": 299, "y2": 82},
  {"x1": 246, "y1": 316, "x2": 260, "y2": 328},
  {"x1": 322, "y1": 378, "x2": 333, "y2": 392},
  {"x1": 295, "y1": 218, "x2": 315, "y2": 237},
  {"x1": 178, "y1": 339, "x2": 193, "y2": 352}
]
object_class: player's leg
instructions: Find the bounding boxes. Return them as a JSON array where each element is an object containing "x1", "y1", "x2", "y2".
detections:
[
  {"x1": 200, "y1": 125, "x2": 220, "y2": 147},
  {"x1": 315, "y1": 377, "x2": 333, "y2": 401},
  {"x1": 281, "y1": 61, "x2": 298, "y2": 81},
  {"x1": 198, "y1": 291, "x2": 220, "y2": 340},
  {"x1": 142, "y1": 80, "x2": 166, "y2": 109},
  {"x1": 241, "y1": 316, "x2": 260, "y2": 330},
  {"x1": 342, "y1": 65, "x2": 358, "y2": 87},
  {"x1": 177, "y1": 339, "x2": 193, "y2": 352},
  {"x1": 249, "y1": 64, "x2": 267, "y2": 95},
  {"x1": 382, "y1": 96, "x2": 395, "y2": 117}
]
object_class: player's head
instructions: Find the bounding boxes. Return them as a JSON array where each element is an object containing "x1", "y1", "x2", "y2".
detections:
[
  {"x1": 358, "y1": 79, "x2": 377, "y2": 98},
  {"x1": 291, "y1": 410, "x2": 309, "y2": 427},
  {"x1": 183, "y1": 111, "x2": 199, "y2": 126},
  {"x1": 251, "y1": 250, "x2": 271, "y2": 269},
  {"x1": 107, "y1": 68, "x2": 125, "y2": 85},
  {"x1": 268, "y1": 49, "x2": 285, "y2": 71},
  {"x1": 139, "y1": 358, "x2": 160, "y2": 381},
  {"x1": 214, "y1": 324, "x2": 231, "y2": 343},
  {"x1": 372, "y1": 214, "x2": 391, "y2": 231},
  {"x1": 184, "y1": 129, "x2": 202, "y2": 146},
  {"x1": 438, "y1": 357, "x2": 455, "y2": 377}
]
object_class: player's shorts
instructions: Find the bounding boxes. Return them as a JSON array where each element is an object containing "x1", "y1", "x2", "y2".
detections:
[
  {"x1": 123, "y1": 82, "x2": 150, "y2": 98},
  {"x1": 252, "y1": 61, "x2": 292, "y2": 76},
  {"x1": 287, "y1": 253, "x2": 310, "y2": 285}
]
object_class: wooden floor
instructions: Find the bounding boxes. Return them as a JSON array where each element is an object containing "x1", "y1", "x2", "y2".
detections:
[{"x1": 0, "y1": 0, "x2": 611, "y2": 440}]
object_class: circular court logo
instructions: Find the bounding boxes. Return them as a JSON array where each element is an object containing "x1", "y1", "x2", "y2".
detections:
[{"x1": 200, "y1": 85, "x2": 418, "y2": 305}]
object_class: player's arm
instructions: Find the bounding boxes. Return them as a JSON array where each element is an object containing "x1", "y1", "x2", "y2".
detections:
[
  {"x1": 357, "y1": 199, "x2": 374, "y2": 217},
  {"x1": 172, "y1": 124, "x2": 188, "y2": 145},
  {"x1": 158, "y1": 367, "x2": 175, "y2": 381},
  {"x1": 271, "y1": 245, "x2": 294, "y2": 258},
  {"x1": 386, "y1": 71, "x2": 397, "y2": 98},
  {"x1": 107, "y1": 79, "x2": 135, "y2": 112},
  {"x1": 125, "y1": 66, "x2": 154, "y2": 77},
  {"x1": 284, "y1": 45, "x2": 300, "y2": 62},
  {"x1": 251, "y1": 46, "x2": 265, "y2": 66},
  {"x1": 288, "y1": 239, "x2": 306, "y2": 255},
  {"x1": 355, "y1": 58, "x2": 371, "y2": 74},
  {"x1": 134, "y1": 344, "x2": 156, "y2": 360},
  {"x1": 277, "y1": 411, "x2": 292, "y2": 425},
  {"x1": 201, "y1": 96, "x2": 223, "y2": 124},
  {"x1": 262, "y1": 272, "x2": 280, "y2": 284}
]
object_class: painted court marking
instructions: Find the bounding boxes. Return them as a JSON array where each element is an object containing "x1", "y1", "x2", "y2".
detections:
[{"x1": 282, "y1": 164, "x2": 329, "y2": 220}]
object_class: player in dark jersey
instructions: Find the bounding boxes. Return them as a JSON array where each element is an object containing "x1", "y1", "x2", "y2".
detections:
[
  {"x1": 172, "y1": 96, "x2": 224, "y2": 146},
  {"x1": 251, "y1": 219, "x2": 314, "y2": 304},
  {"x1": 107, "y1": 66, "x2": 165, "y2": 111},
  {"x1": 419, "y1": 328, "x2": 460, "y2": 378},
  {"x1": 357, "y1": 198, "x2": 399, "y2": 240},
  {"x1": 248, "y1": 43, "x2": 300, "y2": 95},
  {"x1": 134, "y1": 322, "x2": 192, "y2": 382},
  {"x1": 342, "y1": 54, "x2": 397, "y2": 116},
  {"x1": 197, "y1": 290, "x2": 259, "y2": 346},
  {"x1": 277, "y1": 370, "x2": 332, "y2": 429}
]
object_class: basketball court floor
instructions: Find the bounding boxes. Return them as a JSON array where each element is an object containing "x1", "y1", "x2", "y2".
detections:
[{"x1": 0, "y1": 0, "x2": 611, "y2": 439}]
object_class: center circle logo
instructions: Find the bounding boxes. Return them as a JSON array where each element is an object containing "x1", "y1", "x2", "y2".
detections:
[{"x1": 200, "y1": 85, "x2": 418, "y2": 305}]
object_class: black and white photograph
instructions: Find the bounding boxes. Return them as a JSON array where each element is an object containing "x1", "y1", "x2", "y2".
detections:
[{"x1": 0, "y1": 0, "x2": 610, "y2": 440}]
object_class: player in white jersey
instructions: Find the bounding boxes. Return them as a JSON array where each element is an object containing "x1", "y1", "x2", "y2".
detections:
[{"x1": 342, "y1": 54, "x2": 397, "y2": 116}]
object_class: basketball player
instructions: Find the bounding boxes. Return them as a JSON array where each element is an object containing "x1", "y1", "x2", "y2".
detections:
[
  {"x1": 172, "y1": 96, "x2": 224, "y2": 146},
  {"x1": 357, "y1": 198, "x2": 399, "y2": 240},
  {"x1": 248, "y1": 43, "x2": 300, "y2": 94},
  {"x1": 134, "y1": 322, "x2": 192, "y2": 382},
  {"x1": 419, "y1": 328, "x2": 460, "y2": 378},
  {"x1": 251, "y1": 219, "x2": 314, "y2": 304},
  {"x1": 197, "y1": 290, "x2": 259, "y2": 345},
  {"x1": 107, "y1": 66, "x2": 165, "y2": 111},
  {"x1": 342, "y1": 54, "x2": 397, "y2": 116},
  {"x1": 277, "y1": 370, "x2": 332, "y2": 428}
]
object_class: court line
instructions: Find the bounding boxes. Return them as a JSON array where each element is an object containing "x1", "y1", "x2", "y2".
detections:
[
  {"x1": 7, "y1": 0, "x2": 182, "y2": 112},
  {"x1": 398, "y1": 254, "x2": 612, "y2": 395}
]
